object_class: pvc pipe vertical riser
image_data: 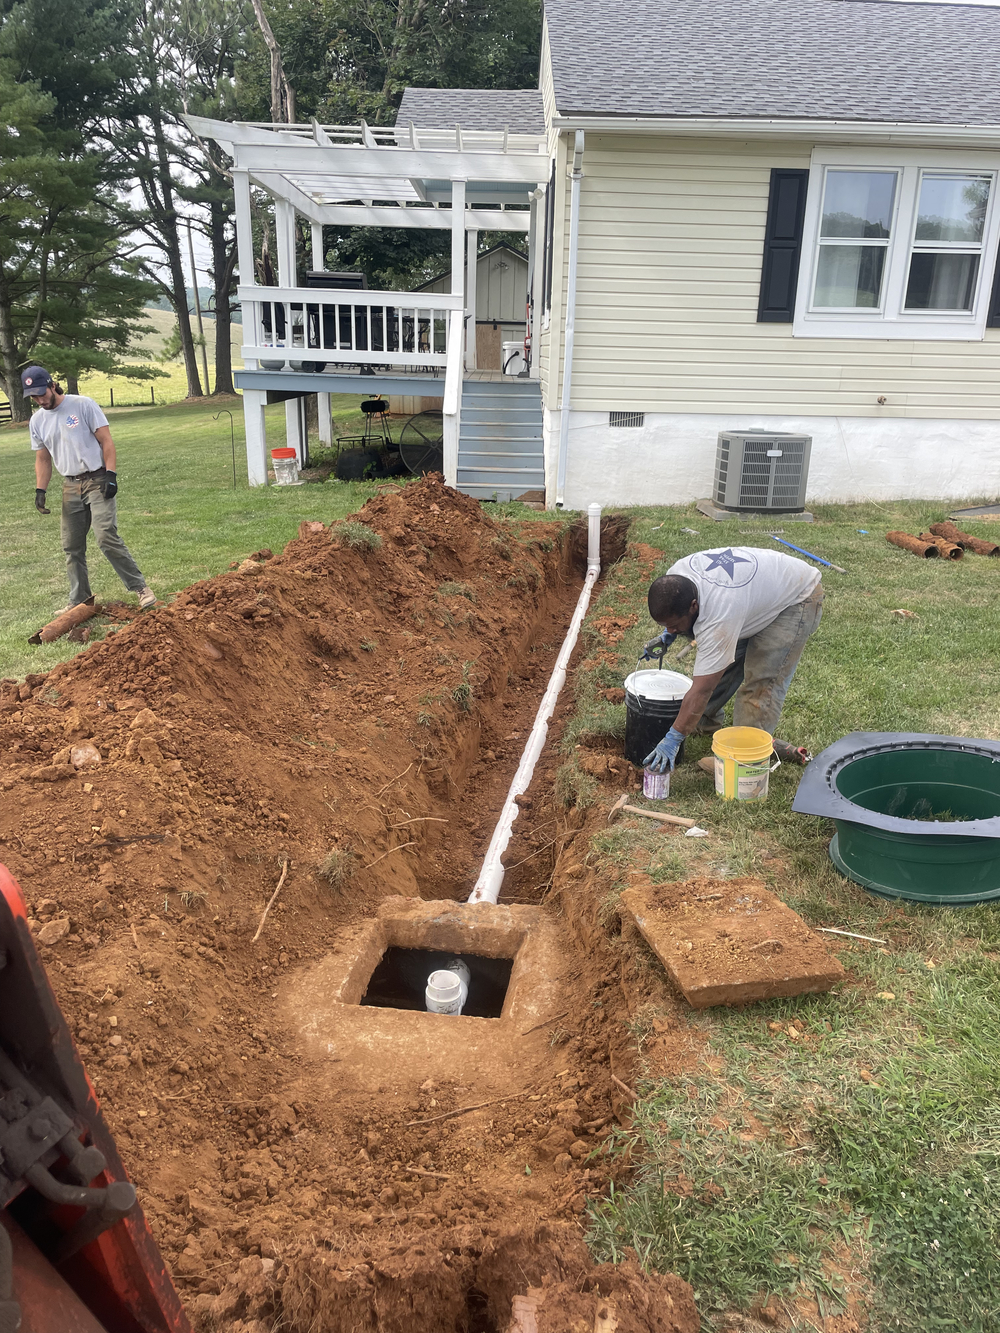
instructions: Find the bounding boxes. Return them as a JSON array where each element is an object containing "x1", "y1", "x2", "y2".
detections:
[{"x1": 469, "y1": 506, "x2": 602, "y2": 905}]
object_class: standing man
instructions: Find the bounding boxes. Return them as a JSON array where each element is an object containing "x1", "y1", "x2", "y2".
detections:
[
  {"x1": 24, "y1": 366, "x2": 156, "y2": 611},
  {"x1": 642, "y1": 546, "x2": 823, "y2": 774}
]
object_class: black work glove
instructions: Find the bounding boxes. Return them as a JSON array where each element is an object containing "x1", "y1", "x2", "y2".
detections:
[
  {"x1": 100, "y1": 471, "x2": 118, "y2": 501},
  {"x1": 34, "y1": 488, "x2": 50, "y2": 515}
]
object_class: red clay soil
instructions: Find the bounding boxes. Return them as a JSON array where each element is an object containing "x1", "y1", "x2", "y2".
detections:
[{"x1": 0, "y1": 478, "x2": 697, "y2": 1333}]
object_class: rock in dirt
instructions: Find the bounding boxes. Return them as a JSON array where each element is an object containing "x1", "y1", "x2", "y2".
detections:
[
  {"x1": 621, "y1": 876, "x2": 845, "y2": 1008},
  {"x1": 36, "y1": 917, "x2": 71, "y2": 946},
  {"x1": 71, "y1": 743, "x2": 101, "y2": 769},
  {"x1": 29, "y1": 763, "x2": 74, "y2": 782}
]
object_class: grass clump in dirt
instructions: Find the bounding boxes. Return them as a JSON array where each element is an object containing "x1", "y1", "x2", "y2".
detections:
[
  {"x1": 451, "y1": 661, "x2": 475, "y2": 712},
  {"x1": 436, "y1": 580, "x2": 476, "y2": 602},
  {"x1": 331, "y1": 520, "x2": 382, "y2": 551},
  {"x1": 316, "y1": 848, "x2": 357, "y2": 890},
  {"x1": 554, "y1": 757, "x2": 599, "y2": 810}
]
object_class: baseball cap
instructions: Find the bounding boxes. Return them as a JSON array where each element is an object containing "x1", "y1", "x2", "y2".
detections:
[{"x1": 21, "y1": 366, "x2": 54, "y2": 397}]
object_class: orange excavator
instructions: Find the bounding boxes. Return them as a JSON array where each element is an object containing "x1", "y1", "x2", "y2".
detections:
[{"x1": 0, "y1": 864, "x2": 191, "y2": 1333}]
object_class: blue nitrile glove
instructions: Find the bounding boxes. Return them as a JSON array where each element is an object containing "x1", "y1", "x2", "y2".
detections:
[
  {"x1": 643, "y1": 726, "x2": 685, "y2": 773},
  {"x1": 641, "y1": 630, "x2": 677, "y2": 662}
]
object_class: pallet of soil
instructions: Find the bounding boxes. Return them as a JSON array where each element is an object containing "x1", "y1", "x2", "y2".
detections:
[{"x1": 620, "y1": 876, "x2": 845, "y2": 1008}]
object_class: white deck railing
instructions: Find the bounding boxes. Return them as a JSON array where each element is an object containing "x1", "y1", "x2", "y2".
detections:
[{"x1": 238, "y1": 285, "x2": 463, "y2": 370}]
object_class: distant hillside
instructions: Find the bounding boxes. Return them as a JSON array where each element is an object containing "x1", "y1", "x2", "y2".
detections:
[{"x1": 146, "y1": 292, "x2": 242, "y2": 324}]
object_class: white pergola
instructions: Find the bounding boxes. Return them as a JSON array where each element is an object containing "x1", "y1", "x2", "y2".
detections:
[{"x1": 185, "y1": 115, "x2": 551, "y2": 485}]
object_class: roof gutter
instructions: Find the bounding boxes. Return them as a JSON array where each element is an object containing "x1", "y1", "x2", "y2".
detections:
[
  {"x1": 555, "y1": 129, "x2": 584, "y2": 510},
  {"x1": 550, "y1": 115, "x2": 1000, "y2": 149}
]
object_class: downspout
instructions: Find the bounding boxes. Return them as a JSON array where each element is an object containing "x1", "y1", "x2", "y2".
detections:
[
  {"x1": 469, "y1": 504, "x2": 602, "y2": 905},
  {"x1": 555, "y1": 130, "x2": 584, "y2": 509}
]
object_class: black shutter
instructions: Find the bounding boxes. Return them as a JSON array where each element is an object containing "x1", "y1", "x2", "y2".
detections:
[
  {"x1": 757, "y1": 168, "x2": 809, "y2": 323},
  {"x1": 987, "y1": 241, "x2": 1000, "y2": 328}
]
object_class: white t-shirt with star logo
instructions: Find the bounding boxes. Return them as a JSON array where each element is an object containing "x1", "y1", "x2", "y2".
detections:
[
  {"x1": 666, "y1": 547, "x2": 820, "y2": 676},
  {"x1": 29, "y1": 394, "x2": 108, "y2": 477}
]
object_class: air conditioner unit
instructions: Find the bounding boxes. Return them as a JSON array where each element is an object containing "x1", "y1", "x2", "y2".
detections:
[{"x1": 713, "y1": 431, "x2": 812, "y2": 513}]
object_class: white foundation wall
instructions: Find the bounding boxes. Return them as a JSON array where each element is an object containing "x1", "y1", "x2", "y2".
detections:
[{"x1": 544, "y1": 409, "x2": 1000, "y2": 510}]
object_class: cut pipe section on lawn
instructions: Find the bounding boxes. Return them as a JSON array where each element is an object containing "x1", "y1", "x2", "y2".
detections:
[
  {"x1": 29, "y1": 597, "x2": 99, "y2": 645},
  {"x1": 918, "y1": 532, "x2": 963, "y2": 560},
  {"x1": 469, "y1": 504, "x2": 602, "y2": 905},
  {"x1": 929, "y1": 521, "x2": 1000, "y2": 557},
  {"x1": 886, "y1": 531, "x2": 939, "y2": 558}
]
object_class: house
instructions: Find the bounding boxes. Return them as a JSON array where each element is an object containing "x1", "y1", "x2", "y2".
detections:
[
  {"x1": 189, "y1": 0, "x2": 1000, "y2": 508},
  {"x1": 533, "y1": 0, "x2": 1000, "y2": 507}
]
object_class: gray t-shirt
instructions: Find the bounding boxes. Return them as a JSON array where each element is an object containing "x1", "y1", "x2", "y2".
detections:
[
  {"x1": 667, "y1": 547, "x2": 821, "y2": 676},
  {"x1": 29, "y1": 395, "x2": 109, "y2": 477}
]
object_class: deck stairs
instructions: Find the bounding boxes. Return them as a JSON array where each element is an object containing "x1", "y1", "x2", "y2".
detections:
[{"x1": 456, "y1": 378, "x2": 544, "y2": 502}]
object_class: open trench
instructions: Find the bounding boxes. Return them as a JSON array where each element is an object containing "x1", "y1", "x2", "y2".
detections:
[{"x1": 0, "y1": 480, "x2": 699, "y2": 1333}]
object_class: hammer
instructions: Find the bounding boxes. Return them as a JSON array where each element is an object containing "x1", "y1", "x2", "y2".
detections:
[{"x1": 608, "y1": 792, "x2": 700, "y2": 830}]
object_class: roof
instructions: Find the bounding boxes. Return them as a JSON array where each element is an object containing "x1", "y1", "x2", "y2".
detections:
[
  {"x1": 396, "y1": 88, "x2": 546, "y2": 135},
  {"x1": 544, "y1": 0, "x2": 1000, "y2": 125}
]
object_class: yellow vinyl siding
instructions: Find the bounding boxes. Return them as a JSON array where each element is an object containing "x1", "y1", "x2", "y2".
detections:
[{"x1": 559, "y1": 133, "x2": 1000, "y2": 419}]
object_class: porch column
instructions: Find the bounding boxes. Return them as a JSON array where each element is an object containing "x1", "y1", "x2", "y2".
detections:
[
  {"x1": 529, "y1": 193, "x2": 543, "y2": 380},
  {"x1": 317, "y1": 393, "x2": 332, "y2": 444},
  {"x1": 465, "y1": 228, "x2": 478, "y2": 370},
  {"x1": 275, "y1": 199, "x2": 296, "y2": 285},
  {"x1": 285, "y1": 397, "x2": 305, "y2": 466},
  {"x1": 310, "y1": 222, "x2": 324, "y2": 270},
  {"x1": 243, "y1": 389, "x2": 268, "y2": 486},
  {"x1": 233, "y1": 170, "x2": 257, "y2": 368}
]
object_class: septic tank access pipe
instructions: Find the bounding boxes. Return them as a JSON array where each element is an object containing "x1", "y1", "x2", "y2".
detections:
[
  {"x1": 554, "y1": 131, "x2": 585, "y2": 509},
  {"x1": 469, "y1": 504, "x2": 602, "y2": 904}
]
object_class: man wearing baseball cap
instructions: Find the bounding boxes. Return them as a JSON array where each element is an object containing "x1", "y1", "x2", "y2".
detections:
[{"x1": 24, "y1": 366, "x2": 155, "y2": 611}]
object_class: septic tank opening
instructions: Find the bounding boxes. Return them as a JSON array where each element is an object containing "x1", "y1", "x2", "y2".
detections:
[{"x1": 361, "y1": 947, "x2": 513, "y2": 1019}]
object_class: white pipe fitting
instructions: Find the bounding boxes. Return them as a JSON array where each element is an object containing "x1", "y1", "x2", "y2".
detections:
[{"x1": 469, "y1": 506, "x2": 602, "y2": 905}]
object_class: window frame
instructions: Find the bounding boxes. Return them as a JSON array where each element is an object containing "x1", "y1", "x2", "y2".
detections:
[{"x1": 793, "y1": 147, "x2": 1000, "y2": 340}]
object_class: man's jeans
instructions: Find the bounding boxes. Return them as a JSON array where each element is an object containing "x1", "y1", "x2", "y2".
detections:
[
  {"x1": 61, "y1": 477, "x2": 145, "y2": 606},
  {"x1": 698, "y1": 584, "x2": 825, "y2": 736}
]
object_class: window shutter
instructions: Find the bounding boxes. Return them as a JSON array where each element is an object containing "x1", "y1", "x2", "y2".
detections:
[
  {"x1": 987, "y1": 242, "x2": 1000, "y2": 328},
  {"x1": 757, "y1": 168, "x2": 809, "y2": 323}
]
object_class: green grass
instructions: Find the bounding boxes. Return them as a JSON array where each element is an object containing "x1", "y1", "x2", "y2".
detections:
[
  {"x1": 569, "y1": 500, "x2": 1000, "y2": 1330},
  {"x1": 0, "y1": 398, "x2": 392, "y2": 680}
]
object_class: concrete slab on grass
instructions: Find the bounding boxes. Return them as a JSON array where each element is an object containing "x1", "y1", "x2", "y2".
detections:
[{"x1": 621, "y1": 876, "x2": 844, "y2": 1008}]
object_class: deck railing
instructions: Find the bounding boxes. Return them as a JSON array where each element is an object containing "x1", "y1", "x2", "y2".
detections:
[{"x1": 238, "y1": 285, "x2": 463, "y2": 371}]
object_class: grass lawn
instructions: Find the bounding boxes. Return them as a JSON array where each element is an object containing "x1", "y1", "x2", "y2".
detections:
[
  {"x1": 562, "y1": 503, "x2": 1000, "y2": 1331},
  {"x1": 0, "y1": 397, "x2": 393, "y2": 680}
]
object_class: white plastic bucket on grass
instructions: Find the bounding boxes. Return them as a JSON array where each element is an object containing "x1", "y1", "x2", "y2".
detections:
[{"x1": 271, "y1": 448, "x2": 301, "y2": 485}]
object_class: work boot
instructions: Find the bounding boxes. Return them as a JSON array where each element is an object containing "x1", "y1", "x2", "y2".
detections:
[{"x1": 137, "y1": 586, "x2": 157, "y2": 609}]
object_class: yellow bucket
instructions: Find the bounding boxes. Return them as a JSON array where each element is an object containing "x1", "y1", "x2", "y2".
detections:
[{"x1": 711, "y1": 726, "x2": 776, "y2": 802}]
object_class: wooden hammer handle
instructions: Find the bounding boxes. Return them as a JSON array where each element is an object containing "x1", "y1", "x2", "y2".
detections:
[{"x1": 621, "y1": 804, "x2": 698, "y2": 829}]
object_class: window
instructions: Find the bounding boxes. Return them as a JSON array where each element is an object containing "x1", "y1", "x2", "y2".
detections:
[{"x1": 793, "y1": 148, "x2": 1000, "y2": 340}]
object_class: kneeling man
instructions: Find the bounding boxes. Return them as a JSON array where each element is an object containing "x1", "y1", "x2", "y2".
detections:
[{"x1": 643, "y1": 546, "x2": 823, "y2": 774}]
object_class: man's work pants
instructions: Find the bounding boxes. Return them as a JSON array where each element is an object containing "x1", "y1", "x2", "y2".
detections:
[
  {"x1": 697, "y1": 583, "x2": 825, "y2": 737},
  {"x1": 61, "y1": 477, "x2": 145, "y2": 607}
]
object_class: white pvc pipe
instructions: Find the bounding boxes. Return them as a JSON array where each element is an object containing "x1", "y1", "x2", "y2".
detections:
[
  {"x1": 555, "y1": 130, "x2": 584, "y2": 509},
  {"x1": 469, "y1": 504, "x2": 602, "y2": 905}
]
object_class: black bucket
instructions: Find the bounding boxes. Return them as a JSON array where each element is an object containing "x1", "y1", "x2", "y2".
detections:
[{"x1": 623, "y1": 669, "x2": 692, "y2": 767}]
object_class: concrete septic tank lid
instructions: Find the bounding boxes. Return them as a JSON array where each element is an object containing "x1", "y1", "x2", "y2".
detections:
[
  {"x1": 284, "y1": 897, "x2": 565, "y2": 1091},
  {"x1": 793, "y1": 732, "x2": 1000, "y2": 904}
]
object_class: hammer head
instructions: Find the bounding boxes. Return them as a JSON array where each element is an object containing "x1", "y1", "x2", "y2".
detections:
[{"x1": 608, "y1": 793, "x2": 628, "y2": 823}]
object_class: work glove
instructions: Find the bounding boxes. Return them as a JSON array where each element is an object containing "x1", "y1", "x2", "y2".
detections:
[
  {"x1": 643, "y1": 726, "x2": 685, "y2": 774},
  {"x1": 100, "y1": 470, "x2": 118, "y2": 501},
  {"x1": 641, "y1": 629, "x2": 676, "y2": 662},
  {"x1": 34, "y1": 488, "x2": 50, "y2": 515}
]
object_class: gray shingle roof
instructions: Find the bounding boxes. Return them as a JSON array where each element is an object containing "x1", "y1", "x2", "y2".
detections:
[
  {"x1": 545, "y1": 0, "x2": 1000, "y2": 125},
  {"x1": 395, "y1": 88, "x2": 546, "y2": 134}
]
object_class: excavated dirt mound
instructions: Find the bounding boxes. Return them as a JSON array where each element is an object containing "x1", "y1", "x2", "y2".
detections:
[{"x1": 0, "y1": 478, "x2": 697, "y2": 1332}]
